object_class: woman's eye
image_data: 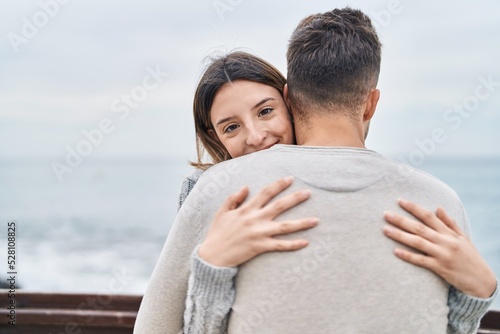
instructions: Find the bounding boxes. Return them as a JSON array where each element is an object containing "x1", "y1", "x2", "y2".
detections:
[
  {"x1": 224, "y1": 124, "x2": 239, "y2": 134},
  {"x1": 259, "y1": 108, "x2": 273, "y2": 117}
]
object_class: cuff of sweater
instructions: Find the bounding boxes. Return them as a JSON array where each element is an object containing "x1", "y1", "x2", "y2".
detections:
[
  {"x1": 190, "y1": 247, "x2": 238, "y2": 303},
  {"x1": 448, "y1": 278, "x2": 498, "y2": 323}
]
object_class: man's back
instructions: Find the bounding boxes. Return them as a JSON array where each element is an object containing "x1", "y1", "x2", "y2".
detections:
[
  {"x1": 134, "y1": 145, "x2": 468, "y2": 334},
  {"x1": 196, "y1": 145, "x2": 467, "y2": 333}
]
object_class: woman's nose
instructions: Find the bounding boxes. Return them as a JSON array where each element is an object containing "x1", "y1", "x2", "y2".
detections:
[{"x1": 245, "y1": 126, "x2": 267, "y2": 146}]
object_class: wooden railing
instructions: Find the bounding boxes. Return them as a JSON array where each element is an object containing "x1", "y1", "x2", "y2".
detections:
[
  {"x1": 1, "y1": 290, "x2": 499, "y2": 333},
  {"x1": 0, "y1": 291, "x2": 141, "y2": 333},
  {"x1": 479, "y1": 309, "x2": 500, "y2": 334}
]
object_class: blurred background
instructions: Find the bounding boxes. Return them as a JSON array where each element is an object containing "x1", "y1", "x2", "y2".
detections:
[{"x1": 0, "y1": 0, "x2": 499, "y2": 308}]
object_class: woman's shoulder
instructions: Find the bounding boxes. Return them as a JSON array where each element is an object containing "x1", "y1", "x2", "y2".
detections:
[
  {"x1": 185, "y1": 168, "x2": 205, "y2": 183},
  {"x1": 178, "y1": 168, "x2": 206, "y2": 211}
]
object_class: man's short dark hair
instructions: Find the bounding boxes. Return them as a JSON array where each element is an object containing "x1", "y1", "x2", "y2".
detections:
[{"x1": 287, "y1": 7, "x2": 382, "y2": 120}]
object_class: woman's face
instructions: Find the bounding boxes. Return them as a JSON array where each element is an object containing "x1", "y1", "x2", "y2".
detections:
[{"x1": 210, "y1": 80, "x2": 294, "y2": 158}]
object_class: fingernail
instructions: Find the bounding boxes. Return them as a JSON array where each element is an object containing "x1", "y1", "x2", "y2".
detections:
[
  {"x1": 383, "y1": 225, "x2": 394, "y2": 234},
  {"x1": 301, "y1": 190, "x2": 311, "y2": 197},
  {"x1": 398, "y1": 198, "x2": 408, "y2": 205},
  {"x1": 309, "y1": 218, "x2": 319, "y2": 225},
  {"x1": 284, "y1": 176, "x2": 294, "y2": 183},
  {"x1": 384, "y1": 211, "x2": 393, "y2": 219}
]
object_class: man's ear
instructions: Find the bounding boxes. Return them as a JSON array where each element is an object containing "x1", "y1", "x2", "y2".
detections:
[
  {"x1": 364, "y1": 89, "x2": 380, "y2": 121},
  {"x1": 283, "y1": 84, "x2": 289, "y2": 105}
]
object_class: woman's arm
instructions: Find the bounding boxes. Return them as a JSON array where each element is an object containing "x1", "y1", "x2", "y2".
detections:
[
  {"x1": 383, "y1": 199, "x2": 498, "y2": 334},
  {"x1": 447, "y1": 284, "x2": 498, "y2": 334},
  {"x1": 179, "y1": 168, "x2": 235, "y2": 333},
  {"x1": 183, "y1": 177, "x2": 319, "y2": 333},
  {"x1": 183, "y1": 249, "x2": 237, "y2": 334}
]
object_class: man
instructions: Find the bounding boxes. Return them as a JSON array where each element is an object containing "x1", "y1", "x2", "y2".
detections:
[{"x1": 135, "y1": 8, "x2": 490, "y2": 333}]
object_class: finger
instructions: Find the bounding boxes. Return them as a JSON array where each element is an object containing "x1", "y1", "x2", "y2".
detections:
[
  {"x1": 261, "y1": 189, "x2": 312, "y2": 218},
  {"x1": 219, "y1": 186, "x2": 249, "y2": 212},
  {"x1": 266, "y1": 218, "x2": 319, "y2": 237},
  {"x1": 384, "y1": 211, "x2": 439, "y2": 243},
  {"x1": 244, "y1": 176, "x2": 294, "y2": 209},
  {"x1": 397, "y1": 199, "x2": 447, "y2": 234},
  {"x1": 264, "y1": 239, "x2": 310, "y2": 252},
  {"x1": 392, "y1": 247, "x2": 438, "y2": 272},
  {"x1": 436, "y1": 207, "x2": 464, "y2": 236},
  {"x1": 383, "y1": 224, "x2": 439, "y2": 256}
]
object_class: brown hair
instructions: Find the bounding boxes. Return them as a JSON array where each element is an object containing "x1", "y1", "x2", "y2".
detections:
[
  {"x1": 287, "y1": 7, "x2": 382, "y2": 121},
  {"x1": 191, "y1": 51, "x2": 287, "y2": 169}
]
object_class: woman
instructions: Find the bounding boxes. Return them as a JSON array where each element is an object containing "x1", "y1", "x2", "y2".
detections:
[{"x1": 176, "y1": 51, "x2": 497, "y2": 333}]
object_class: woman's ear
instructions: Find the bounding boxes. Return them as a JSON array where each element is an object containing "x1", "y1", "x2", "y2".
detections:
[{"x1": 208, "y1": 128, "x2": 217, "y2": 139}]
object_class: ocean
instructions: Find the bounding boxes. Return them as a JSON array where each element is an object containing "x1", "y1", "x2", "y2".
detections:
[{"x1": 0, "y1": 156, "x2": 499, "y2": 309}]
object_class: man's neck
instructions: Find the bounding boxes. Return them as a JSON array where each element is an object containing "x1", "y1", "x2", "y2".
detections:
[{"x1": 294, "y1": 115, "x2": 366, "y2": 148}]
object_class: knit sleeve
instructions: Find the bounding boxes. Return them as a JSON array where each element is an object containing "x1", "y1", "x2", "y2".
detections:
[
  {"x1": 178, "y1": 169, "x2": 205, "y2": 211},
  {"x1": 183, "y1": 246, "x2": 238, "y2": 334},
  {"x1": 447, "y1": 278, "x2": 498, "y2": 334}
]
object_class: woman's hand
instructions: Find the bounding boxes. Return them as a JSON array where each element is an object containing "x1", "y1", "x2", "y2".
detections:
[
  {"x1": 383, "y1": 199, "x2": 496, "y2": 298},
  {"x1": 198, "y1": 176, "x2": 318, "y2": 268}
]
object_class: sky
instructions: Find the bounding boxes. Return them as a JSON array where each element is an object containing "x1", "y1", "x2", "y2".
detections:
[{"x1": 1, "y1": 0, "x2": 499, "y2": 164}]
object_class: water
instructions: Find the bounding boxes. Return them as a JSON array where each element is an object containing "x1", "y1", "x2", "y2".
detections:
[
  {"x1": 0, "y1": 158, "x2": 190, "y2": 294},
  {"x1": 418, "y1": 158, "x2": 500, "y2": 310},
  {"x1": 0, "y1": 156, "x2": 498, "y2": 309}
]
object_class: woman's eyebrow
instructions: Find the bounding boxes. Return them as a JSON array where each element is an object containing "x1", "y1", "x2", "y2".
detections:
[
  {"x1": 253, "y1": 97, "x2": 275, "y2": 110},
  {"x1": 216, "y1": 116, "x2": 235, "y2": 127}
]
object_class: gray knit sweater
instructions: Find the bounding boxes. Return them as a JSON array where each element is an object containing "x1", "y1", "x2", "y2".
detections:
[{"x1": 178, "y1": 164, "x2": 497, "y2": 334}]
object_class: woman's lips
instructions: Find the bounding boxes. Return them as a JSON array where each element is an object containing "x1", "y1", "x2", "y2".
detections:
[{"x1": 261, "y1": 141, "x2": 279, "y2": 150}]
